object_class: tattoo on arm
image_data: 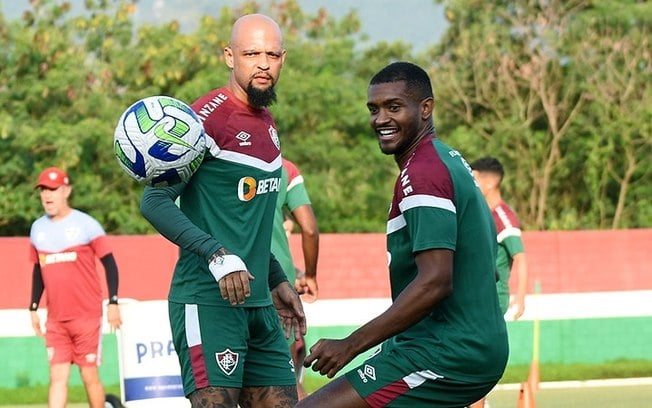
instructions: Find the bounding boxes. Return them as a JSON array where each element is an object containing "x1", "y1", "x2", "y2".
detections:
[
  {"x1": 189, "y1": 386, "x2": 239, "y2": 408},
  {"x1": 239, "y1": 385, "x2": 298, "y2": 408}
]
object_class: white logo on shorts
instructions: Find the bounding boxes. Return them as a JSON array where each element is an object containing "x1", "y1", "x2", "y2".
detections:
[
  {"x1": 215, "y1": 349, "x2": 239, "y2": 376},
  {"x1": 357, "y1": 364, "x2": 377, "y2": 383}
]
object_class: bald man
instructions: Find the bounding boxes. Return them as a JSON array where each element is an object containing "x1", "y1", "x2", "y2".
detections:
[{"x1": 141, "y1": 14, "x2": 304, "y2": 408}]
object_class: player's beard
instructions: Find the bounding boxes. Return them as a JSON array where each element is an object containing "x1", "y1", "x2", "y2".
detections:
[{"x1": 247, "y1": 83, "x2": 277, "y2": 108}]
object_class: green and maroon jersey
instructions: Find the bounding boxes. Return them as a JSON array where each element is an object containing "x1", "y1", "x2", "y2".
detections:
[
  {"x1": 492, "y1": 201, "x2": 525, "y2": 312},
  {"x1": 385, "y1": 135, "x2": 508, "y2": 381},
  {"x1": 142, "y1": 87, "x2": 282, "y2": 308}
]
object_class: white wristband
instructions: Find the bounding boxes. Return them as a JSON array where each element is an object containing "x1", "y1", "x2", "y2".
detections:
[{"x1": 208, "y1": 254, "x2": 248, "y2": 283}]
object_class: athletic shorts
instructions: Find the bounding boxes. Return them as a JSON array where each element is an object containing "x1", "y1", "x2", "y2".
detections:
[
  {"x1": 45, "y1": 317, "x2": 103, "y2": 366},
  {"x1": 168, "y1": 302, "x2": 296, "y2": 396},
  {"x1": 345, "y1": 341, "x2": 500, "y2": 408}
]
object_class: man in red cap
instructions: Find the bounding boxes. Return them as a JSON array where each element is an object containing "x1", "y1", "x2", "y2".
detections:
[{"x1": 29, "y1": 166, "x2": 122, "y2": 408}]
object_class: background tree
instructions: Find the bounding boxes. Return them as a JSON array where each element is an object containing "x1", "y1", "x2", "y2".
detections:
[
  {"x1": 0, "y1": 0, "x2": 649, "y2": 235},
  {"x1": 431, "y1": 0, "x2": 650, "y2": 229}
]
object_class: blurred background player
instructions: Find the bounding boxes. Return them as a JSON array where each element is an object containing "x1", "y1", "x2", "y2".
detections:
[
  {"x1": 469, "y1": 156, "x2": 529, "y2": 408},
  {"x1": 471, "y1": 157, "x2": 528, "y2": 320},
  {"x1": 271, "y1": 157, "x2": 319, "y2": 399},
  {"x1": 297, "y1": 61, "x2": 508, "y2": 408},
  {"x1": 29, "y1": 166, "x2": 122, "y2": 408}
]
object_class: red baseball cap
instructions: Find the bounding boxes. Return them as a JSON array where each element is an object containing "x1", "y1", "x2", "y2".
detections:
[{"x1": 35, "y1": 167, "x2": 70, "y2": 189}]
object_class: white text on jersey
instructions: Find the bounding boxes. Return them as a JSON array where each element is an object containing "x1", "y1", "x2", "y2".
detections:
[
  {"x1": 237, "y1": 176, "x2": 281, "y2": 201},
  {"x1": 196, "y1": 93, "x2": 228, "y2": 121}
]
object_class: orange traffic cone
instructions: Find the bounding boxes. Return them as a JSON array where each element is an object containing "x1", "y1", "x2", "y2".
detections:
[
  {"x1": 528, "y1": 359, "x2": 540, "y2": 393},
  {"x1": 517, "y1": 380, "x2": 536, "y2": 408}
]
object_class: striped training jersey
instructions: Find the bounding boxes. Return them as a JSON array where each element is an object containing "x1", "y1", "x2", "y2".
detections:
[
  {"x1": 492, "y1": 201, "x2": 525, "y2": 308},
  {"x1": 386, "y1": 135, "x2": 508, "y2": 381},
  {"x1": 165, "y1": 87, "x2": 283, "y2": 307}
]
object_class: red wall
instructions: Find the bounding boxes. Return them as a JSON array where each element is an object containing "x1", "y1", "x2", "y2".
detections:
[{"x1": 2, "y1": 229, "x2": 651, "y2": 309}]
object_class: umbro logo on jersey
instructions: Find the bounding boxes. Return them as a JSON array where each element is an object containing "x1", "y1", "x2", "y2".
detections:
[
  {"x1": 216, "y1": 348, "x2": 239, "y2": 376},
  {"x1": 236, "y1": 131, "x2": 252, "y2": 146}
]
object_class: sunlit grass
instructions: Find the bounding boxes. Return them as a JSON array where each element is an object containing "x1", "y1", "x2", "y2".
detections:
[{"x1": 2, "y1": 360, "x2": 651, "y2": 405}]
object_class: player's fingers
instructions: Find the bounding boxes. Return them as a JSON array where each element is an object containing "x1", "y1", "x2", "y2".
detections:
[
  {"x1": 292, "y1": 317, "x2": 305, "y2": 340},
  {"x1": 230, "y1": 276, "x2": 243, "y2": 305},
  {"x1": 285, "y1": 318, "x2": 295, "y2": 340},
  {"x1": 316, "y1": 357, "x2": 336, "y2": 377},
  {"x1": 238, "y1": 271, "x2": 252, "y2": 298},
  {"x1": 303, "y1": 341, "x2": 322, "y2": 367},
  {"x1": 219, "y1": 275, "x2": 238, "y2": 304},
  {"x1": 231, "y1": 275, "x2": 248, "y2": 305}
]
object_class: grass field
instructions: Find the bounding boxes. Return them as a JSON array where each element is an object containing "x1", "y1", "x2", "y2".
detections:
[
  {"x1": 3, "y1": 361, "x2": 652, "y2": 407},
  {"x1": 3, "y1": 381, "x2": 652, "y2": 408},
  {"x1": 487, "y1": 379, "x2": 652, "y2": 408}
]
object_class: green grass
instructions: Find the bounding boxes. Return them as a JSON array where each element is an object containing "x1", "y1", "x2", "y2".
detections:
[
  {"x1": 2, "y1": 360, "x2": 651, "y2": 405},
  {"x1": 485, "y1": 384, "x2": 652, "y2": 408},
  {"x1": 0, "y1": 384, "x2": 121, "y2": 405},
  {"x1": 498, "y1": 359, "x2": 652, "y2": 383}
]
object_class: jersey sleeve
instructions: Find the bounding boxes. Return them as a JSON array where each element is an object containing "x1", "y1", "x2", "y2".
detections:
[
  {"x1": 494, "y1": 203, "x2": 525, "y2": 258},
  {"x1": 398, "y1": 161, "x2": 457, "y2": 252},
  {"x1": 140, "y1": 183, "x2": 222, "y2": 260},
  {"x1": 84, "y1": 215, "x2": 112, "y2": 258},
  {"x1": 283, "y1": 160, "x2": 311, "y2": 211},
  {"x1": 501, "y1": 234, "x2": 524, "y2": 258}
]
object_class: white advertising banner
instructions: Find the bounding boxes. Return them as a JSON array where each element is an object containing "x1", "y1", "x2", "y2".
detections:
[{"x1": 117, "y1": 300, "x2": 190, "y2": 407}]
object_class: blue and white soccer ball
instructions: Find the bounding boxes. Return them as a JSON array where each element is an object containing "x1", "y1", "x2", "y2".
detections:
[{"x1": 114, "y1": 95, "x2": 206, "y2": 187}]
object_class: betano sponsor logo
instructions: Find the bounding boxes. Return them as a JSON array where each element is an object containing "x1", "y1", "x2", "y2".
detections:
[
  {"x1": 237, "y1": 176, "x2": 280, "y2": 202},
  {"x1": 40, "y1": 251, "x2": 78, "y2": 265}
]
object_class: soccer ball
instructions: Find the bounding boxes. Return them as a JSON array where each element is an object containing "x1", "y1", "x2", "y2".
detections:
[{"x1": 114, "y1": 95, "x2": 206, "y2": 187}]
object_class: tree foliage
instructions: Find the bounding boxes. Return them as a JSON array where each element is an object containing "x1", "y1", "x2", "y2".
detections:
[
  {"x1": 432, "y1": 0, "x2": 651, "y2": 229},
  {"x1": 0, "y1": 0, "x2": 649, "y2": 235}
]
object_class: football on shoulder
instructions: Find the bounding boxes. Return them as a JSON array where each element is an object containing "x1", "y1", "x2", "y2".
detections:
[{"x1": 113, "y1": 95, "x2": 206, "y2": 187}]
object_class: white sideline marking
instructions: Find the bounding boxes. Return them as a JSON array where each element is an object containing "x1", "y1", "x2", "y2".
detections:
[
  {"x1": 495, "y1": 377, "x2": 652, "y2": 391},
  {"x1": 302, "y1": 290, "x2": 652, "y2": 327},
  {"x1": 1, "y1": 291, "x2": 651, "y2": 337}
]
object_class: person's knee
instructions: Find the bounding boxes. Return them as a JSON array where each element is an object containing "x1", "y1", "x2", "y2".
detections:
[
  {"x1": 79, "y1": 366, "x2": 102, "y2": 385},
  {"x1": 49, "y1": 363, "x2": 72, "y2": 384}
]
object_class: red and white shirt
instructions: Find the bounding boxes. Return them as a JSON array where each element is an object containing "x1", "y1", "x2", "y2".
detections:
[{"x1": 29, "y1": 209, "x2": 112, "y2": 321}]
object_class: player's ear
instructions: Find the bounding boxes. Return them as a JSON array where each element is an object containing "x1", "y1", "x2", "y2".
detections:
[
  {"x1": 420, "y1": 97, "x2": 434, "y2": 120},
  {"x1": 224, "y1": 47, "x2": 234, "y2": 69},
  {"x1": 280, "y1": 48, "x2": 287, "y2": 66}
]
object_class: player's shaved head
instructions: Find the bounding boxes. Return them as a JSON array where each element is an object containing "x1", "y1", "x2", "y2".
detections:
[
  {"x1": 224, "y1": 13, "x2": 286, "y2": 107},
  {"x1": 230, "y1": 13, "x2": 284, "y2": 48}
]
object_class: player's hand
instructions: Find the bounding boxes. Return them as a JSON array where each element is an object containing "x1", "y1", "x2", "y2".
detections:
[
  {"x1": 271, "y1": 281, "x2": 306, "y2": 340},
  {"x1": 510, "y1": 295, "x2": 526, "y2": 320},
  {"x1": 296, "y1": 275, "x2": 318, "y2": 303},
  {"x1": 219, "y1": 270, "x2": 254, "y2": 305},
  {"x1": 208, "y1": 248, "x2": 253, "y2": 305},
  {"x1": 304, "y1": 338, "x2": 355, "y2": 378},
  {"x1": 107, "y1": 304, "x2": 122, "y2": 332},
  {"x1": 30, "y1": 311, "x2": 43, "y2": 336}
]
